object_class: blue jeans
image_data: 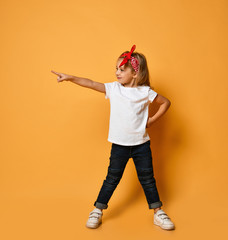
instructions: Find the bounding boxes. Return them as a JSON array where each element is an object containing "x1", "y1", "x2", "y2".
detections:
[{"x1": 94, "y1": 140, "x2": 163, "y2": 210}]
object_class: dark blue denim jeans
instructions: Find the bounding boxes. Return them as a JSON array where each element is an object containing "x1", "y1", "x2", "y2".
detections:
[{"x1": 94, "y1": 140, "x2": 163, "y2": 210}]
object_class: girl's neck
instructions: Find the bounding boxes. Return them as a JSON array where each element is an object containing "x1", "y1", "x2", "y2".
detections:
[{"x1": 120, "y1": 82, "x2": 138, "y2": 88}]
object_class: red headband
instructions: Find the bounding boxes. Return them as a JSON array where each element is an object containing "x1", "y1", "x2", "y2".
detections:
[{"x1": 119, "y1": 45, "x2": 139, "y2": 72}]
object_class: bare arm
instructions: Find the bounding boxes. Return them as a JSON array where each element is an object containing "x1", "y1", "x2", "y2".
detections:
[
  {"x1": 51, "y1": 70, "x2": 105, "y2": 93},
  {"x1": 146, "y1": 94, "x2": 171, "y2": 128}
]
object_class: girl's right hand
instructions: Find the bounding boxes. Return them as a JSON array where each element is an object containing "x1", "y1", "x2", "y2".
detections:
[{"x1": 51, "y1": 70, "x2": 73, "y2": 82}]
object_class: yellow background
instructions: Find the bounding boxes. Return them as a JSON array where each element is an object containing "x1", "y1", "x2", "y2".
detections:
[{"x1": 0, "y1": 0, "x2": 228, "y2": 239}]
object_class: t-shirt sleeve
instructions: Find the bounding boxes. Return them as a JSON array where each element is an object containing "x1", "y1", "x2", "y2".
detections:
[
  {"x1": 148, "y1": 88, "x2": 158, "y2": 103},
  {"x1": 104, "y1": 81, "x2": 116, "y2": 99}
]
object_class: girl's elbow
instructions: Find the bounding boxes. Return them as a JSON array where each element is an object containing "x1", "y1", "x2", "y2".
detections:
[{"x1": 166, "y1": 99, "x2": 171, "y2": 108}]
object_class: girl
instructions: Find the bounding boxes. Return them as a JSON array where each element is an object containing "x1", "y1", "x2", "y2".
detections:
[{"x1": 51, "y1": 45, "x2": 175, "y2": 230}]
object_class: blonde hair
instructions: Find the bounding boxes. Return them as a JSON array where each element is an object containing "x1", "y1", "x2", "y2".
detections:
[{"x1": 118, "y1": 50, "x2": 154, "y2": 89}]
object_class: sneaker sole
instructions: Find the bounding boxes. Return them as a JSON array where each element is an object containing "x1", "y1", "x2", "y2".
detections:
[{"x1": 154, "y1": 220, "x2": 175, "y2": 230}]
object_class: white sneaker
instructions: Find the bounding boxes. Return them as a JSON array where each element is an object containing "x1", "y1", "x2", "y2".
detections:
[
  {"x1": 86, "y1": 208, "x2": 103, "y2": 229},
  {"x1": 154, "y1": 209, "x2": 175, "y2": 230}
]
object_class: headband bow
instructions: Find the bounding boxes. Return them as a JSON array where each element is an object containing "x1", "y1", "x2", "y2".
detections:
[{"x1": 119, "y1": 45, "x2": 139, "y2": 72}]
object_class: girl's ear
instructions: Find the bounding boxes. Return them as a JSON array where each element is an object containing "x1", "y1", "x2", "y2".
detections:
[{"x1": 133, "y1": 71, "x2": 138, "y2": 79}]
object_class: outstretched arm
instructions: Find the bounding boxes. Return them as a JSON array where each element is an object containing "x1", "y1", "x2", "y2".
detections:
[
  {"x1": 51, "y1": 70, "x2": 105, "y2": 93},
  {"x1": 146, "y1": 94, "x2": 171, "y2": 128}
]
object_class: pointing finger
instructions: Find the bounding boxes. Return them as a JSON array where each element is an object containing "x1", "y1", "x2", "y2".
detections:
[{"x1": 51, "y1": 70, "x2": 61, "y2": 76}]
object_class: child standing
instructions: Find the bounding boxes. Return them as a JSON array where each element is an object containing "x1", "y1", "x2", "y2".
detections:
[{"x1": 51, "y1": 45, "x2": 175, "y2": 230}]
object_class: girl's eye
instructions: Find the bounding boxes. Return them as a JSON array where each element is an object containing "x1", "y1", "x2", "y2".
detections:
[{"x1": 116, "y1": 68, "x2": 124, "y2": 72}]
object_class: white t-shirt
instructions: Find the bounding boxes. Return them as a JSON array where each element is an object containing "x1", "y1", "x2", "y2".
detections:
[{"x1": 104, "y1": 81, "x2": 158, "y2": 146}]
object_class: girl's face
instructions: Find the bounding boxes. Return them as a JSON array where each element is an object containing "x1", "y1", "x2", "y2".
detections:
[{"x1": 115, "y1": 58, "x2": 137, "y2": 88}]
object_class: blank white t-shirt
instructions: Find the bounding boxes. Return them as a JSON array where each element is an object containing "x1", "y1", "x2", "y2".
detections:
[{"x1": 104, "y1": 81, "x2": 158, "y2": 146}]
